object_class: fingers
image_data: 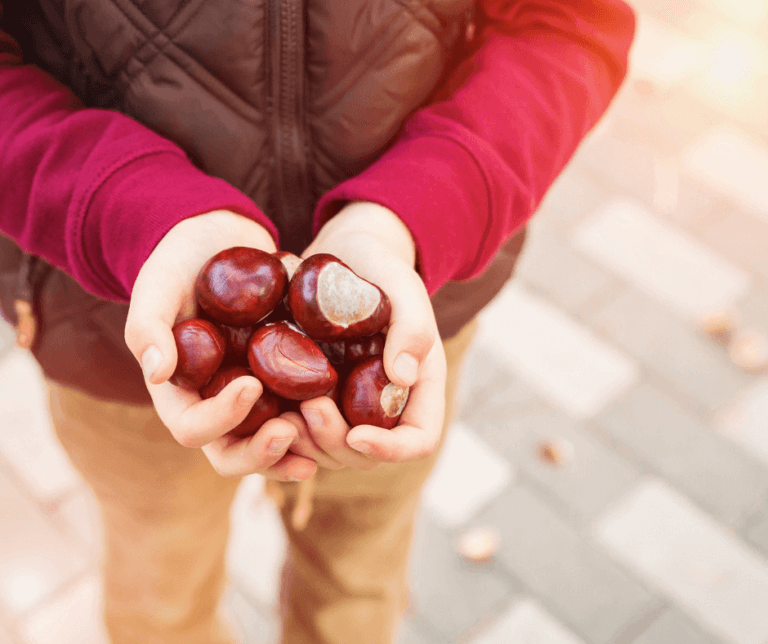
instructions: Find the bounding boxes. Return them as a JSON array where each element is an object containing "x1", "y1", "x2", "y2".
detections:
[
  {"x1": 277, "y1": 411, "x2": 348, "y2": 470},
  {"x1": 298, "y1": 398, "x2": 380, "y2": 471},
  {"x1": 202, "y1": 416, "x2": 317, "y2": 480},
  {"x1": 345, "y1": 338, "x2": 447, "y2": 463},
  {"x1": 125, "y1": 255, "x2": 191, "y2": 386},
  {"x1": 381, "y1": 265, "x2": 437, "y2": 388},
  {"x1": 147, "y1": 374, "x2": 263, "y2": 448}
]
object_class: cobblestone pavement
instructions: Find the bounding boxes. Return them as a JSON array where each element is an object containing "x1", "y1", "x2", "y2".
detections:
[{"x1": 2, "y1": 0, "x2": 768, "y2": 642}]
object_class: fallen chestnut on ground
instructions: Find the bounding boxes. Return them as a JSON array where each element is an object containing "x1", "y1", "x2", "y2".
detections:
[
  {"x1": 170, "y1": 319, "x2": 226, "y2": 390},
  {"x1": 200, "y1": 365, "x2": 282, "y2": 437},
  {"x1": 196, "y1": 247, "x2": 288, "y2": 327},
  {"x1": 248, "y1": 321, "x2": 338, "y2": 400},
  {"x1": 287, "y1": 254, "x2": 391, "y2": 342},
  {"x1": 340, "y1": 356, "x2": 409, "y2": 429}
]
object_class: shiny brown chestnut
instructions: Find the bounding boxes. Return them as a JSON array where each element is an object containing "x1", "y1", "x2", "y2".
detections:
[
  {"x1": 286, "y1": 254, "x2": 391, "y2": 342},
  {"x1": 248, "y1": 321, "x2": 338, "y2": 400},
  {"x1": 196, "y1": 247, "x2": 288, "y2": 327},
  {"x1": 199, "y1": 366, "x2": 282, "y2": 438},
  {"x1": 316, "y1": 340, "x2": 346, "y2": 369},
  {"x1": 170, "y1": 318, "x2": 226, "y2": 390},
  {"x1": 217, "y1": 323, "x2": 256, "y2": 363},
  {"x1": 345, "y1": 333, "x2": 385, "y2": 364},
  {"x1": 340, "y1": 356, "x2": 409, "y2": 429}
]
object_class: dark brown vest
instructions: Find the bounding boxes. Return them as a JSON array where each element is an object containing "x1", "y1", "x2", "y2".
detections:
[{"x1": 0, "y1": 0, "x2": 526, "y2": 404}]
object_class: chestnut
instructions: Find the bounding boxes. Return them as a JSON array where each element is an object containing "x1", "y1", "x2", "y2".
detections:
[
  {"x1": 316, "y1": 340, "x2": 346, "y2": 368},
  {"x1": 340, "y1": 356, "x2": 409, "y2": 429},
  {"x1": 170, "y1": 318, "x2": 226, "y2": 390},
  {"x1": 286, "y1": 254, "x2": 391, "y2": 342},
  {"x1": 217, "y1": 323, "x2": 256, "y2": 363},
  {"x1": 345, "y1": 333, "x2": 385, "y2": 364},
  {"x1": 248, "y1": 321, "x2": 338, "y2": 400},
  {"x1": 272, "y1": 251, "x2": 303, "y2": 280},
  {"x1": 199, "y1": 365, "x2": 282, "y2": 438},
  {"x1": 196, "y1": 247, "x2": 288, "y2": 327}
]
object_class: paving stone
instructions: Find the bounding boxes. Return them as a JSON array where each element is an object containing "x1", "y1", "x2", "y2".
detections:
[
  {"x1": 456, "y1": 344, "x2": 540, "y2": 427},
  {"x1": 397, "y1": 615, "x2": 445, "y2": 644},
  {"x1": 608, "y1": 72, "x2": 720, "y2": 158},
  {"x1": 223, "y1": 586, "x2": 279, "y2": 644},
  {"x1": 738, "y1": 291, "x2": 768, "y2": 338},
  {"x1": 587, "y1": 287, "x2": 751, "y2": 413},
  {"x1": 408, "y1": 512, "x2": 516, "y2": 641},
  {"x1": 470, "y1": 597, "x2": 585, "y2": 644},
  {"x1": 595, "y1": 479, "x2": 768, "y2": 644},
  {"x1": 597, "y1": 383, "x2": 768, "y2": 526},
  {"x1": 683, "y1": 125, "x2": 768, "y2": 222},
  {"x1": 516, "y1": 230, "x2": 622, "y2": 316},
  {"x1": 633, "y1": 607, "x2": 725, "y2": 644},
  {"x1": 0, "y1": 622, "x2": 16, "y2": 644},
  {"x1": 574, "y1": 199, "x2": 750, "y2": 319},
  {"x1": 20, "y1": 575, "x2": 107, "y2": 644},
  {"x1": 717, "y1": 378, "x2": 768, "y2": 468},
  {"x1": 422, "y1": 423, "x2": 514, "y2": 528},
  {"x1": 0, "y1": 467, "x2": 88, "y2": 615},
  {"x1": 697, "y1": 0, "x2": 768, "y2": 23},
  {"x1": 682, "y1": 24, "x2": 768, "y2": 133},
  {"x1": 573, "y1": 134, "x2": 657, "y2": 203},
  {"x1": 532, "y1": 170, "x2": 608, "y2": 235},
  {"x1": 472, "y1": 406, "x2": 642, "y2": 525},
  {"x1": 745, "y1": 504, "x2": 768, "y2": 557},
  {"x1": 477, "y1": 485, "x2": 655, "y2": 644},
  {"x1": 630, "y1": 13, "x2": 704, "y2": 91},
  {"x1": 477, "y1": 283, "x2": 637, "y2": 419},
  {"x1": 227, "y1": 475, "x2": 286, "y2": 610},
  {"x1": 0, "y1": 350, "x2": 82, "y2": 503},
  {"x1": 51, "y1": 487, "x2": 103, "y2": 561},
  {"x1": 699, "y1": 208, "x2": 768, "y2": 282}
]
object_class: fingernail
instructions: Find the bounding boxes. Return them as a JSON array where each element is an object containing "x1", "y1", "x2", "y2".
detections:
[
  {"x1": 393, "y1": 353, "x2": 418, "y2": 385},
  {"x1": 141, "y1": 345, "x2": 162, "y2": 380},
  {"x1": 303, "y1": 409, "x2": 323, "y2": 430},
  {"x1": 349, "y1": 442, "x2": 371, "y2": 454},
  {"x1": 239, "y1": 387, "x2": 258, "y2": 405},
  {"x1": 269, "y1": 438, "x2": 293, "y2": 454}
]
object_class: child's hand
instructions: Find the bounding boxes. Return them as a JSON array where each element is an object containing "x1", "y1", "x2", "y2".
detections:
[
  {"x1": 296, "y1": 201, "x2": 447, "y2": 468},
  {"x1": 124, "y1": 210, "x2": 317, "y2": 481}
]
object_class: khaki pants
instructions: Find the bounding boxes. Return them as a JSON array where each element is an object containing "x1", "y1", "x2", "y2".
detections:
[{"x1": 47, "y1": 321, "x2": 477, "y2": 644}]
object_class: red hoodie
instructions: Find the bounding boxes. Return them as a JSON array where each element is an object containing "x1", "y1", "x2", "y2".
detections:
[{"x1": 0, "y1": 0, "x2": 635, "y2": 302}]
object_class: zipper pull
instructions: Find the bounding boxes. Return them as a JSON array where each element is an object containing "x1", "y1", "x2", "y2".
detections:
[
  {"x1": 465, "y1": 3, "x2": 476, "y2": 43},
  {"x1": 14, "y1": 253, "x2": 39, "y2": 350},
  {"x1": 14, "y1": 298, "x2": 37, "y2": 349}
]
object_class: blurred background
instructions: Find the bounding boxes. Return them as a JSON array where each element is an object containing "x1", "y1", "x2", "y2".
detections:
[{"x1": 2, "y1": 0, "x2": 768, "y2": 642}]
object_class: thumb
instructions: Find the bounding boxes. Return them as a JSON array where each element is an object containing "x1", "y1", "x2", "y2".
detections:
[
  {"x1": 381, "y1": 268, "x2": 437, "y2": 388},
  {"x1": 125, "y1": 266, "x2": 187, "y2": 386}
]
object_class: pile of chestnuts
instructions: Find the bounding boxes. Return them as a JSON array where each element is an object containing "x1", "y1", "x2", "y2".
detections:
[{"x1": 170, "y1": 247, "x2": 409, "y2": 438}]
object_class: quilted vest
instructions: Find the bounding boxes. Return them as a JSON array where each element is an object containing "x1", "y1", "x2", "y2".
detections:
[{"x1": 0, "y1": 0, "x2": 526, "y2": 404}]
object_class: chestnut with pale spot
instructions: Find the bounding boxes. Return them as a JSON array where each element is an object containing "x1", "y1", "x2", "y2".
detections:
[
  {"x1": 341, "y1": 356, "x2": 409, "y2": 429},
  {"x1": 199, "y1": 365, "x2": 282, "y2": 438},
  {"x1": 345, "y1": 333, "x2": 385, "y2": 364},
  {"x1": 170, "y1": 318, "x2": 226, "y2": 390},
  {"x1": 287, "y1": 254, "x2": 391, "y2": 342},
  {"x1": 196, "y1": 247, "x2": 288, "y2": 327},
  {"x1": 272, "y1": 251, "x2": 303, "y2": 280},
  {"x1": 248, "y1": 321, "x2": 338, "y2": 400}
]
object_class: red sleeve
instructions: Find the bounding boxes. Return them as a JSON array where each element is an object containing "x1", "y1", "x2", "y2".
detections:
[
  {"x1": 0, "y1": 12, "x2": 278, "y2": 302},
  {"x1": 314, "y1": 0, "x2": 636, "y2": 295}
]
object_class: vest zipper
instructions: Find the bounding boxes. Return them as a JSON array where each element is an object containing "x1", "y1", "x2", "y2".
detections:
[{"x1": 269, "y1": 0, "x2": 311, "y2": 254}]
